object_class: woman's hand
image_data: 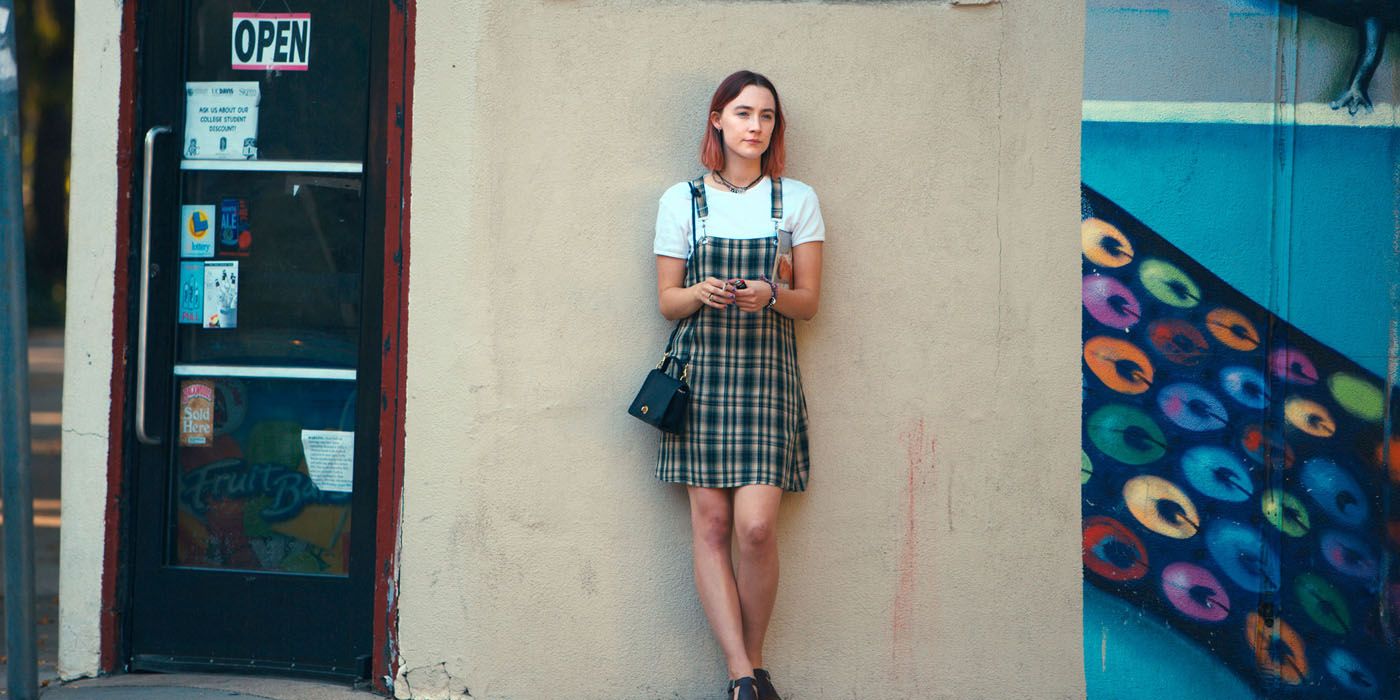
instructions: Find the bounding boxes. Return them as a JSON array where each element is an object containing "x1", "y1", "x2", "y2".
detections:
[
  {"x1": 731, "y1": 279, "x2": 772, "y2": 312},
  {"x1": 694, "y1": 277, "x2": 735, "y2": 309}
]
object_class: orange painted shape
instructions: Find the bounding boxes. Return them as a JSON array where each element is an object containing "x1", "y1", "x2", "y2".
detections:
[
  {"x1": 1245, "y1": 613, "x2": 1308, "y2": 684},
  {"x1": 1082, "y1": 218, "x2": 1134, "y2": 268},
  {"x1": 1284, "y1": 398, "x2": 1337, "y2": 438},
  {"x1": 1123, "y1": 475, "x2": 1198, "y2": 539},
  {"x1": 1377, "y1": 438, "x2": 1400, "y2": 484},
  {"x1": 1084, "y1": 336, "x2": 1155, "y2": 395},
  {"x1": 1204, "y1": 307, "x2": 1261, "y2": 351}
]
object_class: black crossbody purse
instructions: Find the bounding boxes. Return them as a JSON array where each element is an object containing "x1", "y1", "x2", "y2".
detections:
[{"x1": 628, "y1": 180, "x2": 702, "y2": 433}]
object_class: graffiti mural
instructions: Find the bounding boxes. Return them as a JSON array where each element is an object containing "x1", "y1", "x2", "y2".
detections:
[
  {"x1": 1081, "y1": 185, "x2": 1398, "y2": 698},
  {"x1": 1287, "y1": 0, "x2": 1399, "y2": 113},
  {"x1": 1083, "y1": 2, "x2": 1399, "y2": 695}
]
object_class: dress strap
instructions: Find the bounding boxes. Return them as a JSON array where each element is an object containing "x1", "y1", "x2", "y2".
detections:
[
  {"x1": 690, "y1": 176, "x2": 709, "y2": 219},
  {"x1": 770, "y1": 176, "x2": 782, "y2": 220}
]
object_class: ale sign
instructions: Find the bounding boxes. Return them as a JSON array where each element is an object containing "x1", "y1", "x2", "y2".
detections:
[{"x1": 231, "y1": 13, "x2": 310, "y2": 71}]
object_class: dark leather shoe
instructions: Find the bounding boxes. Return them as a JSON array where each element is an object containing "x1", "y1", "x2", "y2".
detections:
[
  {"x1": 754, "y1": 668, "x2": 782, "y2": 700},
  {"x1": 727, "y1": 676, "x2": 759, "y2": 700}
]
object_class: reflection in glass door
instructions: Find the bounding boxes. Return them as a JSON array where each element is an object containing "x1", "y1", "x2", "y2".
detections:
[{"x1": 129, "y1": 0, "x2": 382, "y2": 679}]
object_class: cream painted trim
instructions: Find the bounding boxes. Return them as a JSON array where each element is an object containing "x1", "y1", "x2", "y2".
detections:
[
  {"x1": 172, "y1": 364, "x2": 357, "y2": 380},
  {"x1": 180, "y1": 159, "x2": 363, "y2": 173},
  {"x1": 1082, "y1": 100, "x2": 1399, "y2": 127}
]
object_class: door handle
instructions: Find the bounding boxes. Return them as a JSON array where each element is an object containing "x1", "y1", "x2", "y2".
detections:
[{"x1": 136, "y1": 125, "x2": 171, "y2": 445}]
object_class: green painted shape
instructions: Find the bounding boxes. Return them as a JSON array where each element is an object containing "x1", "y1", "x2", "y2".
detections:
[
  {"x1": 1087, "y1": 405, "x2": 1169, "y2": 465},
  {"x1": 1082, "y1": 451, "x2": 1094, "y2": 484},
  {"x1": 1328, "y1": 372, "x2": 1384, "y2": 422},
  {"x1": 1139, "y1": 258, "x2": 1201, "y2": 308},
  {"x1": 1260, "y1": 489, "x2": 1309, "y2": 537},
  {"x1": 1295, "y1": 572, "x2": 1351, "y2": 636}
]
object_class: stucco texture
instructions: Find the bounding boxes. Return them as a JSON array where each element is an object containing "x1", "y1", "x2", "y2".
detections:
[
  {"x1": 400, "y1": 2, "x2": 1084, "y2": 699},
  {"x1": 58, "y1": 0, "x2": 124, "y2": 680}
]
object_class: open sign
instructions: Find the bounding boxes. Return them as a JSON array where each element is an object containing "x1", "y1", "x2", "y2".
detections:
[{"x1": 231, "y1": 13, "x2": 310, "y2": 71}]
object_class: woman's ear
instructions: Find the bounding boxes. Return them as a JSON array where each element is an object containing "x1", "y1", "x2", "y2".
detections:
[{"x1": 709, "y1": 112, "x2": 722, "y2": 131}]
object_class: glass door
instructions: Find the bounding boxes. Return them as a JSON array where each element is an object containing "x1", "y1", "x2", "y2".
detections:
[{"x1": 128, "y1": 0, "x2": 382, "y2": 680}]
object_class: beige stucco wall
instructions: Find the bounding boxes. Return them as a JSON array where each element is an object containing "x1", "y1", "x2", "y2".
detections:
[
  {"x1": 58, "y1": 1, "x2": 1085, "y2": 695},
  {"x1": 400, "y1": 2, "x2": 1085, "y2": 699},
  {"x1": 58, "y1": 0, "x2": 125, "y2": 680}
]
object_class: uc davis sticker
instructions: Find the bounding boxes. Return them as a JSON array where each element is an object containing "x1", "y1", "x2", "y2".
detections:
[
  {"x1": 231, "y1": 13, "x2": 310, "y2": 71},
  {"x1": 179, "y1": 381, "x2": 215, "y2": 447},
  {"x1": 181, "y1": 205, "x2": 216, "y2": 258}
]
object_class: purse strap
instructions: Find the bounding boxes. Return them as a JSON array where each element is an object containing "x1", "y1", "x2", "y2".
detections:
[{"x1": 659, "y1": 178, "x2": 707, "y2": 366}]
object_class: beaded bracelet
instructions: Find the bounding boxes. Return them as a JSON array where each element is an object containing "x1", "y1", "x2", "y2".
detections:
[{"x1": 759, "y1": 275, "x2": 778, "y2": 308}]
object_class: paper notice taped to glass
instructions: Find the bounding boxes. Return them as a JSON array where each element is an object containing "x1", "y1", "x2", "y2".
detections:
[
  {"x1": 184, "y1": 81, "x2": 260, "y2": 160},
  {"x1": 301, "y1": 429, "x2": 354, "y2": 493}
]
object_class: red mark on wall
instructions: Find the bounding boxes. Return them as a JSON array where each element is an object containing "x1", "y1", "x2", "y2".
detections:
[{"x1": 893, "y1": 418, "x2": 935, "y2": 678}]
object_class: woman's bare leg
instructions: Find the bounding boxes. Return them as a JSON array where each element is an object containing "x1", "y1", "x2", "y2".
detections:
[
  {"x1": 688, "y1": 486, "x2": 754, "y2": 681},
  {"x1": 733, "y1": 484, "x2": 783, "y2": 670}
]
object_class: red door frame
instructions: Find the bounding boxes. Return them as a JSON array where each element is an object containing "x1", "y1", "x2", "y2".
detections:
[{"x1": 103, "y1": 2, "x2": 414, "y2": 692}]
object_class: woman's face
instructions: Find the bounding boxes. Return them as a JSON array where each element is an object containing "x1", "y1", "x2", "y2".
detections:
[{"x1": 710, "y1": 84, "x2": 776, "y2": 165}]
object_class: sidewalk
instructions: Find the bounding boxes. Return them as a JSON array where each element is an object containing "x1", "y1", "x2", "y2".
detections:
[{"x1": 40, "y1": 673, "x2": 382, "y2": 699}]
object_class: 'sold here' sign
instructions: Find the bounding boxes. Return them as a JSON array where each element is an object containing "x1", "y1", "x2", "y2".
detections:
[{"x1": 231, "y1": 13, "x2": 310, "y2": 71}]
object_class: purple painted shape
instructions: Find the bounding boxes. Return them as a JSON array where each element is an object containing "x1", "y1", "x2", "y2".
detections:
[
  {"x1": 1269, "y1": 347, "x2": 1319, "y2": 386},
  {"x1": 1083, "y1": 274, "x2": 1142, "y2": 331},
  {"x1": 1321, "y1": 530, "x2": 1379, "y2": 582},
  {"x1": 1161, "y1": 562, "x2": 1231, "y2": 623}
]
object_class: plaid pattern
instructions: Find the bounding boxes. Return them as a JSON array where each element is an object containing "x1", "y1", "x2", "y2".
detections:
[{"x1": 655, "y1": 179, "x2": 810, "y2": 492}]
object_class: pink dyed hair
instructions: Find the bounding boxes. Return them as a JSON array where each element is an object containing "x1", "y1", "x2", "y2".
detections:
[{"x1": 699, "y1": 70, "x2": 786, "y2": 178}]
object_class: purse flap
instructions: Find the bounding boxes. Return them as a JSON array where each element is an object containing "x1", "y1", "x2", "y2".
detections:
[{"x1": 630, "y1": 368, "x2": 685, "y2": 419}]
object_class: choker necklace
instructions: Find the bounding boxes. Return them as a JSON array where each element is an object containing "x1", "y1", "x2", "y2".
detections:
[{"x1": 713, "y1": 170, "x2": 764, "y2": 194}]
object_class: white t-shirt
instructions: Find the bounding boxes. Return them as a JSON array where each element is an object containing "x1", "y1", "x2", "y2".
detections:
[{"x1": 653, "y1": 177, "x2": 825, "y2": 259}]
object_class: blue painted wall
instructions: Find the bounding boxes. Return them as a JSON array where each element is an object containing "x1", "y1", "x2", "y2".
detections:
[{"x1": 1083, "y1": 122, "x2": 1398, "y2": 379}]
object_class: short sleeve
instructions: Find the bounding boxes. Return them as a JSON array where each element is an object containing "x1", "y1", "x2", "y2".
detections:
[
  {"x1": 789, "y1": 187, "x2": 825, "y2": 247},
  {"x1": 653, "y1": 183, "x2": 694, "y2": 258}
]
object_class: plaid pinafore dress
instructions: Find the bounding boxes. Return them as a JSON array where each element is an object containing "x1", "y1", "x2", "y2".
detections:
[{"x1": 656, "y1": 176, "x2": 811, "y2": 492}]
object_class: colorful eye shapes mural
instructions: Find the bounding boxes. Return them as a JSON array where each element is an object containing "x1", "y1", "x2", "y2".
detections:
[{"x1": 1080, "y1": 185, "x2": 1399, "y2": 698}]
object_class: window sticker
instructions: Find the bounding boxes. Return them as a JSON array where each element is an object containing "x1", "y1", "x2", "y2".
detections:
[
  {"x1": 212, "y1": 379, "x2": 247, "y2": 436},
  {"x1": 300, "y1": 430, "x2": 354, "y2": 494},
  {"x1": 231, "y1": 13, "x2": 310, "y2": 71},
  {"x1": 203, "y1": 261, "x2": 239, "y2": 329},
  {"x1": 217, "y1": 197, "x2": 252, "y2": 256},
  {"x1": 183, "y1": 82, "x2": 260, "y2": 160},
  {"x1": 178, "y1": 381, "x2": 215, "y2": 447},
  {"x1": 179, "y1": 261, "x2": 204, "y2": 324},
  {"x1": 180, "y1": 204, "x2": 216, "y2": 258}
]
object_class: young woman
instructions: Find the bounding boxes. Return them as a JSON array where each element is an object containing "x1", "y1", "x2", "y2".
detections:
[{"x1": 652, "y1": 70, "x2": 824, "y2": 700}]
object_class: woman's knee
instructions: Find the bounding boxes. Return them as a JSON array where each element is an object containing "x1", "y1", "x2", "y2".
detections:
[
  {"x1": 691, "y1": 505, "x2": 732, "y2": 549},
  {"x1": 735, "y1": 517, "x2": 775, "y2": 550}
]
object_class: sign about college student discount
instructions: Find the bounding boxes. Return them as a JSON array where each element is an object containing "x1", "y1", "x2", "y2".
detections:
[
  {"x1": 231, "y1": 13, "x2": 310, "y2": 71},
  {"x1": 183, "y1": 82, "x2": 260, "y2": 160}
]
